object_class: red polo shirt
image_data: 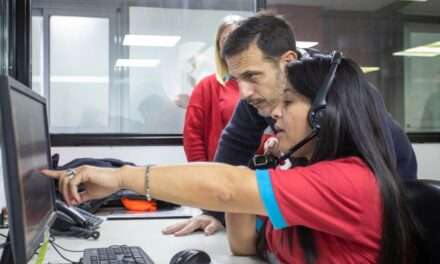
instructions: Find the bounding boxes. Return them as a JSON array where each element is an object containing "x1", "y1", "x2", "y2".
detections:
[{"x1": 256, "y1": 157, "x2": 382, "y2": 263}]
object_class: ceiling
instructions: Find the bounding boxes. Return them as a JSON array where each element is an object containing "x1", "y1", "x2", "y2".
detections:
[
  {"x1": 401, "y1": 0, "x2": 440, "y2": 16},
  {"x1": 267, "y1": 0, "x2": 440, "y2": 15},
  {"x1": 267, "y1": 0, "x2": 397, "y2": 12}
]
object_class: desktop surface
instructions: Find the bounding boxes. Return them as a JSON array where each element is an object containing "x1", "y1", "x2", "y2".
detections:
[{"x1": 39, "y1": 218, "x2": 264, "y2": 264}]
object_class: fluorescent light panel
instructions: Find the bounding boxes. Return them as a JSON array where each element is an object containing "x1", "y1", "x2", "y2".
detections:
[
  {"x1": 123, "y1": 34, "x2": 181, "y2": 47},
  {"x1": 50, "y1": 76, "x2": 109, "y2": 83},
  {"x1": 115, "y1": 59, "x2": 160, "y2": 68},
  {"x1": 296, "y1": 41, "x2": 319, "y2": 48},
  {"x1": 393, "y1": 41, "x2": 440, "y2": 57},
  {"x1": 361, "y1": 67, "x2": 380, "y2": 74},
  {"x1": 393, "y1": 51, "x2": 438, "y2": 57}
]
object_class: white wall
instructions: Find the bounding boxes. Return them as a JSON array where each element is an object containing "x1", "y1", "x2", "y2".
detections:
[
  {"x1": 53, "y1": 144, "x2": 440, "y2": 181},
  {"x1": 51, "y1": 146, "x2": 187, "y2": 166},
  {"x1": 413, "y1": 143, "x2": 440, "y2": 180}
]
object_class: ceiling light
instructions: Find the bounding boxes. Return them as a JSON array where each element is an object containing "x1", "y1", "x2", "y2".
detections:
[
  {"x1": 393, "y1": 51, "x2": 438, "y2": 57},
  {"x1": 123, "y1": 35, "x2": 181, "y2": 47},
  {"x1": 115, "y1": 59, "x2": 160, "y2": 68},
  {"x1": 50, "y1": 76, "x2": 109, "y2": 83},
  {"x1": 393, "y1": 41, "x2": 440, "y2": 57},
  {"x1": 361, "y1": 67, "x2": 380, "y2": 74},
  {"x1": 296, "y1": 41, "x2": 319, "y2": 49}
]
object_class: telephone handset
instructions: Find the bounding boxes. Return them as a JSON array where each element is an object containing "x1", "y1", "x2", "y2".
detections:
[
  {"x1": 55, "y1": 200, "x2": 87, "y2": 226},
  {"x1": 51, "y1": 200, "x2": 102, "y2": 239}
]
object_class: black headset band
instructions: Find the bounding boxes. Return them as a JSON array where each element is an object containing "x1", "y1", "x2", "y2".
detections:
[{"x1": 308, "y1": 50, "x2": 343, "y2": 130}]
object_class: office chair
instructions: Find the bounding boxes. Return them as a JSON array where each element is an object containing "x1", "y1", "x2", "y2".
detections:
[{"x1": 404, "y1": 179, "x2": 440, "y2": 264}]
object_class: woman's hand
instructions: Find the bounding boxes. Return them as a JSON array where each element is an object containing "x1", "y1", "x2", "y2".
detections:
[
  {"x1": 42, "y1": 165, "x2": 124, "y2": 206},
  {"x1": 263, "y1": 137, "x2": 281, "y2": 157}
]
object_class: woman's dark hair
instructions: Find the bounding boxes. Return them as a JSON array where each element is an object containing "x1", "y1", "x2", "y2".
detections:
[{"x1": 258, "y1": 54, "x2": 420, "y2": 264}]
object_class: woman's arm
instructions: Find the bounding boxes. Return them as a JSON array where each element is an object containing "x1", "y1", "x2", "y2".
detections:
[
  {"x1": 225, "y1": 213, "x2": 257, "y2": 256},
  {"x1": 121, "y1": 163, "x2": 266, "y2": 215}
]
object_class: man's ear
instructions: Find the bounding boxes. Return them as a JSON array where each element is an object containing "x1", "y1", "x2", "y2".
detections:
[{"x1": 280, "y1": 50, "x2": 298, "y2": 64}]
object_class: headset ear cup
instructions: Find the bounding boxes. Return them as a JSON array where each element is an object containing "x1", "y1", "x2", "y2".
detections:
[
  {"x1": 315, "y1": 110, "x2": 324, "y2": 129},
  {"x1": 308, "y1": 109, "x2": 324, "y2": 131}
]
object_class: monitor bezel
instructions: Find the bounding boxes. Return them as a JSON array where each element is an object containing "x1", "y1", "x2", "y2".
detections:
[{"x1": 0, "y1": 75, "x2": 57, "y2": 263}]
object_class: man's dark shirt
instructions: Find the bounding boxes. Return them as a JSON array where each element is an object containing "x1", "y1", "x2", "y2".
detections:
[{"x1": 204, "y1": 100, "x2": 417, "y2": 224}]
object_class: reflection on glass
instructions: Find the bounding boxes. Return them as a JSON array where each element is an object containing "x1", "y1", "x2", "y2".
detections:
[
  {"x1": 420, "y1": 88, "x2": 440, "y2": 130},
  {"x1": 125, "y1": 7, "x2": 252, "y2": 133},
  {"x1": 403, "y1": 27, "x2": 440, "y2": 132},
  {"x1": 266, "y1": 1, "x2": 440, "y2": 134},
  {"x1": 50, "y1": 16, "x2": 109, "y2": 132},
  {"x1": 31, "y1": 1, "x2": 255, "y2": 134}
]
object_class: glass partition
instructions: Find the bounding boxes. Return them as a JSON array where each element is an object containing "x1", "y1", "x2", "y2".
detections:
[
  {"x1": 403, "y1": 23, "x2": 440, "y2": 132},
  {"x1": 32, "y1": 0, "x2": 256, "y2": 135},
  {"x1": 267, "y1": 0, "x2": 440, "y2": 137}
]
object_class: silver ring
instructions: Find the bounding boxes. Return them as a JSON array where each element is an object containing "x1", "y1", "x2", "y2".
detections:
[{"x1": 65, "y1": 169, "x2": 76, "y2": 181}]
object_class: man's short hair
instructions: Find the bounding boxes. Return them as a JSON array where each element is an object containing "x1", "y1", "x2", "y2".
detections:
[{"x1": 222, "y1": 11, "x2": 298, "y2": 61}]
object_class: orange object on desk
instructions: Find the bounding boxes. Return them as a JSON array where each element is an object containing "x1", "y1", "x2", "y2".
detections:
[{"x1": 121, "y1": 197, "x2": 157, "y2": 212}]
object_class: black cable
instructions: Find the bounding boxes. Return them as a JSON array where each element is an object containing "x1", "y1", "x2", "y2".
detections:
[
  {"x1": 49, "y1": 240, "x2": 81, "y2": 264},
  {"x1": 49, "y1": 236, "x2": 84, "y2": 253},
  {"x1": 0, "y1": 233, "x2": 7, "y2": 238}
]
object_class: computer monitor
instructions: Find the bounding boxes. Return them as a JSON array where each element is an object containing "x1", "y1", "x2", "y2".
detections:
[{"x1": 0, "y1": 76, "x2": 56, "y2": 263}]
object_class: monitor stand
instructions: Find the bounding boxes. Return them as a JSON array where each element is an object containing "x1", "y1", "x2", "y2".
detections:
[{"x1": 0, "y1": 233, "x2": 14, "y2": 264}]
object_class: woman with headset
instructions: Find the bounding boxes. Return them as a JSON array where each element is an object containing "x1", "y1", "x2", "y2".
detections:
[{"x1": 44, "y1": 53, "x2": 420, "y2": 264}]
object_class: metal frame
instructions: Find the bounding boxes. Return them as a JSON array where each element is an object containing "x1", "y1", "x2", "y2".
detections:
[
  {"x1": 50, "y1": 133, "x2": 182, "y2": 146},
  {"x1": 37, "y1": 8, "x2": 121, "y2": 134},
  {"x1": 0, "y1": 0, "x2": 8, "y2": 75}
]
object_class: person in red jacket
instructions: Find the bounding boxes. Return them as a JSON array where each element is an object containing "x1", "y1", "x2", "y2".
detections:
[{"x1": 182, "y1": 15, "x2": 242, "y2": 162}]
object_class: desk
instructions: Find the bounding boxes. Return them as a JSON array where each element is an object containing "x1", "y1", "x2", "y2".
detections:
[{"x1": 42, "y1": 218, "x2": 264, "y2": 264}]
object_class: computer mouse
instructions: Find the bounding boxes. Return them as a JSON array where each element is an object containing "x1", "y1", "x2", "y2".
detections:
[{"x1": 169, "y1": 249, "x2": 211, "y2": 264}]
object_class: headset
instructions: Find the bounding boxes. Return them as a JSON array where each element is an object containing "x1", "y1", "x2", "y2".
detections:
[{"x1": 250, "y1": 51, "x2": 343, "y2": 169}]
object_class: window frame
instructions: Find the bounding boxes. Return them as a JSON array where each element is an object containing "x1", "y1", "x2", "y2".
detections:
[
  {"x1": 3, "y1": 0, "x2": 32, "y2": 85},
  {"x1": 31, "y1": 0, "x2": 262, "y2": 146},
  {"x1": 33, "y1": 7, "x2": 122, "y2": 134}
]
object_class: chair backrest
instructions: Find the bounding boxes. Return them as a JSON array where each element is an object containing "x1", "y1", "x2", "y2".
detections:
[{"x1": 404, "y1": 179, "x2": 440, "y2": 264}]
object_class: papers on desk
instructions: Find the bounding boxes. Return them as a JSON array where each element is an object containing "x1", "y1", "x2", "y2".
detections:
[{"x1": 103, "y1": 206, "x2": 202, "y2": 220}]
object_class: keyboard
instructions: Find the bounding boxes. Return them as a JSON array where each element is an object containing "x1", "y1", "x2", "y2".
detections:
[{"x1": 82, "y1": 245, "x2": 154, "y2": 264}]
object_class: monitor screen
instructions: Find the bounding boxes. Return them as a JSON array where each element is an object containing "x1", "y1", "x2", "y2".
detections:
[{"x1": 0, "y1": 76, "x2": 56, "y2": 263}]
